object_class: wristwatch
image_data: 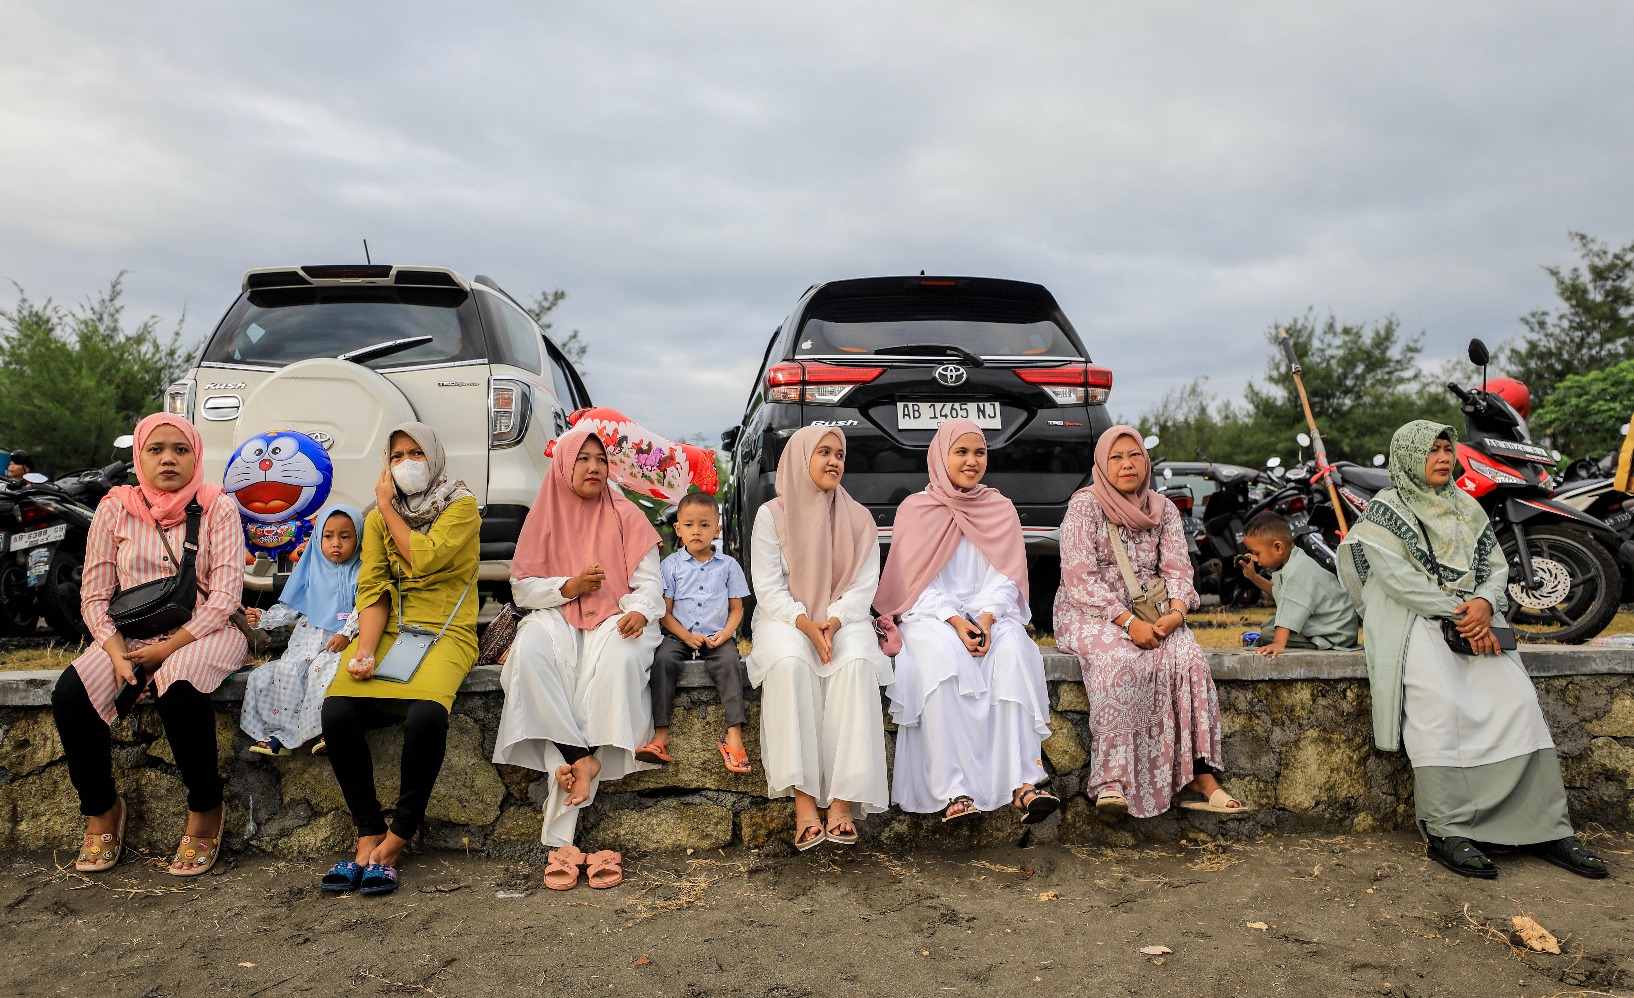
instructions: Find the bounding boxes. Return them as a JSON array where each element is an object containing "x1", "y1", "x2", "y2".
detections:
[{"x1": 1118, "y1": 613, "x2": 1133, "y2": 634}]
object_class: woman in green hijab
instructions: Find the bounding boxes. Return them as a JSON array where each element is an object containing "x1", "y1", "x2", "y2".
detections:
[{"x1": 1338, "y1": 420, "x2": 1606, "y2": 880}]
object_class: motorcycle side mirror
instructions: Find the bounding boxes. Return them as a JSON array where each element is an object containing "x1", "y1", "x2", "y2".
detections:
[
  {"x1": 1271, "y1": 466, "x2": 1285, "y2": 478},
  {"x1": 1296, "y1": 432, "x2": 1311, "y2": 448},
  {"x1": 1371, "y1": 453, "x2": 1386, "y2": 467},
  {"x1": 1266, "y1": 456, "x2": 1282, "y2": 468},
  {"x1": 113, "y1": 434, "x2": 135, "y2": 450},
  {"x1": 1552, "y1": 450, "x2": 1563, "y2": 462},
  {"x1": 1467, "y1": 338, "x2": 1490, "y2": 366},
  {"x1": 1622, "y1": 424, "x2": 1631, "y2": 437},
  {"x1": 1163, "y1": 467, "x2": 1173, "y2": 480},
  {"x1": 22, "y1": 472, "x2": 48, "y2": 484},
  {"x1": 1143, "y1": 434, "x2": 1160, "y2": 450}
]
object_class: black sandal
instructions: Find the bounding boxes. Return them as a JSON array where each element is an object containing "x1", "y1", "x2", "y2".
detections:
[
  {"x1": 1013, "y1": 787, "x2": 1061, "y2": 825},
  {"x1": 1527, "y1": 837, "x2": 1609, "y2": 879},
  {"x1": 941, "y1": 796, "x2": 978, "y2": 823},
  {"x1": 1426, "y1": 835, "x2": 1498, "y2": 879}
]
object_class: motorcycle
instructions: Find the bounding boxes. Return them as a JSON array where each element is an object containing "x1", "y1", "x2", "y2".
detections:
[
  {"x1": 0, "y1": 436, "x2": 134, "y2": 640},
  {"x1": 1153, "y1": 457, "x2": 1277, "y2": 606},
  {"x1": 1549, "y1": 426, "x2": 1634, "y2": 602},
  {"x1": 1324, "y1": 339, "x2": 1622, "y2": 644}
]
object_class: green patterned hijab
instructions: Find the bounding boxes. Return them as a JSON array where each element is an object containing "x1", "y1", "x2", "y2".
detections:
[{"x1": 1355, "y1": 419, "x2": 1492, "y2": 592}]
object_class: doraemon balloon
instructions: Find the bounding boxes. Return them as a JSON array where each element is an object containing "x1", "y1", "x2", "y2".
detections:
[{"x1": 225, "y1": 431, "x2": 334, "y2": 557}]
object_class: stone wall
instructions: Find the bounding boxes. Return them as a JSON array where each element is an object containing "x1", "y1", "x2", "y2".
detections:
[{"x1": 2, "y1": 648, "x2": 1632, "y2": 857}]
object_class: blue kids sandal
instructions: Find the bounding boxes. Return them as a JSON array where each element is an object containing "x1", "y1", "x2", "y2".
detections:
[
  {"x1": 359, "y1": 863, "x2": 399, "y2": 895},
  {"x1": 321, "y1": 861, "x2": 364, "y2": 892}
]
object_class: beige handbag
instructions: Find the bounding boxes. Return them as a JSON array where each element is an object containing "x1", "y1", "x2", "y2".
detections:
[{"x1": 1107, "y1": 522, "x2": 1170, "y2": 624}]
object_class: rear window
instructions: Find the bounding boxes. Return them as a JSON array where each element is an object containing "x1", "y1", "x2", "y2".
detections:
[
  {"x1": 200, "y1": 288, "x2": 485, "y2": 370},
  {"x1": 796, "y1": 318, "x2": 1078, "y2": 358}
]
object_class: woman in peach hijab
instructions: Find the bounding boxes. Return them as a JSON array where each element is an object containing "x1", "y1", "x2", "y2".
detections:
[
  {"x1": 749, "y1": 426, "x2": 890, "y2": 850},
  {"x1": 876, "y1": 419, "x2": 1056, "y2": 824},
  {"x1": 492, "y1": 427, "x2": 664, "y2": 871}
]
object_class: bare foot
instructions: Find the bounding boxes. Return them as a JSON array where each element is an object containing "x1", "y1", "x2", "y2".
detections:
[
  {"x1": 562, "y1": 756, "x2": 601, "y2": 806},
  {"x1": 1187, "y1": 772, "x2": 1222, "y2": 798},
  {"x1": 84, "y1": 801, "x2": 121, "y2": 837},
  {"x1": 723, "y1": 724, "x2": 746, "y2": 754},
  {"x1": 353, "y1": 833, "x2": 386, "y2": 865},
  {"x1": 652, "y1": 727, "x2": 671, "y2": 750},
  {"x1": 368, "y1": 831, "x2": 411, "y2": 868}
]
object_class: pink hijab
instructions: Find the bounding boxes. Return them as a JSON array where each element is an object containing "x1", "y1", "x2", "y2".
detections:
[
  {"x1": 111, "y1": 413, "x2": 224, "y2": 529},
  {"x1": 766, "y1": 426, "x2": 877, "y2": 619},
  {"x1": 875, "y1": 419, "x2": 1029, "y2": 621},
  {"x1": 510, "y1": 426, "x2": 660, "y2": 630},
  {"x1": 1088, "y1": 424, "x2": 1163, "y2": 530}
]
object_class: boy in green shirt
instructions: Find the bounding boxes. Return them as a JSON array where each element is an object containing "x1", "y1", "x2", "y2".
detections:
[{"x1": 1239, "y1": 511, "x2": 1361, "y2": 656}]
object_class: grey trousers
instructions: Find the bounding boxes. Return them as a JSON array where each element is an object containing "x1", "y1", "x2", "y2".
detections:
[{"x1": 651, "y1": 634, "x2": 747, "y2": 728}]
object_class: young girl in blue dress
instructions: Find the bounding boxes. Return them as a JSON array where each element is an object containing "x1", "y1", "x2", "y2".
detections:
[{"x1": 239, "y1": 505, "x2": 365, "y2": 755}]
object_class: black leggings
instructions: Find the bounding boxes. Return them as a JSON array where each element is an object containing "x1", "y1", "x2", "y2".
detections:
[
  {"x1": 557, "y1": 742, "x2": 594, "y2": 765},
  {"x1": 321, "y1": 696, "x2": 449, "y2": 840},
  {"x1": 51, "y1": 668, "x2": 223, "y2": 816}
]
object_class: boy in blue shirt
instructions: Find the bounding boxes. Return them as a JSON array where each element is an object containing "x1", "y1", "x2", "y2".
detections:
[{"x1": 636, "y1": 493, "x2": 753, "y2": 773}]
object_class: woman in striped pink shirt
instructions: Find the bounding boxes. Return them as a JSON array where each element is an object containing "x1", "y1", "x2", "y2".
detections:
[{"x1": 51, "y1": 413, "x2": 249, "y2": 876}]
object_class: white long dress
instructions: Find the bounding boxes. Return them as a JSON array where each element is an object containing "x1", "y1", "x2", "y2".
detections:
[
  {"x1": 748, "y1": 505, "x2": 892, "y2": 814},
  {"x1": 239, "y1": 604, "x2": 359, "y2": 748},
  {"x1": 491, "y1": 549, "x2": 664, "y2": 847},
  {"x1": 887, "y1": 537, "x2": 1051, "y2": 814}
]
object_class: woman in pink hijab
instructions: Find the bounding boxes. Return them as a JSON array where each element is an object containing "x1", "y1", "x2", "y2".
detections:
[
  {"x1": 1053, "y1": 427, "x2": 1246, "y2": 819},
  {"x1": 492, "y1": 427, "x2": 664, "y2": 872},
  {"x1": 51, "y1": 413, "x2": 249, "y2": 877},
  {"x1": 876, "y1": 420, "x2": 1058, "y2": 824},
  {"x1": 748, "y1": 426, "x2": 890, "y2": 850}
]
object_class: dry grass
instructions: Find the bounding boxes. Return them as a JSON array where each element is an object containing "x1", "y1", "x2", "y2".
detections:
[{"x1": 0, "y1": 644, "x2": 80, "y2": 672}]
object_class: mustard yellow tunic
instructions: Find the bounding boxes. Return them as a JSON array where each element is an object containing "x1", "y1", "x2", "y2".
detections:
[{"x1": 326, "y1": 497, "x2": 481, "y2": 710}]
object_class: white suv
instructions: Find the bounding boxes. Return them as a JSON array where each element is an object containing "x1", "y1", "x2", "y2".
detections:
[{"x1": 164, "y1": 264, "x2": 590, "y2": 594}]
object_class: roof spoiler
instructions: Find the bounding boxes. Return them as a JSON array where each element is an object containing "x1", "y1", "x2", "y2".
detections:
[{"x1": 241, "y1": 265, "x2": 471, "y2": 292}]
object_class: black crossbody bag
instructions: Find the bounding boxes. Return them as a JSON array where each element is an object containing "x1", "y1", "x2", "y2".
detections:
[
  {"x1": 1412, "y1": 513, "x2": 1518, "y2": 655},
  {"x1": 108, "y1": 500, "x2": 203, "y2": 640}
]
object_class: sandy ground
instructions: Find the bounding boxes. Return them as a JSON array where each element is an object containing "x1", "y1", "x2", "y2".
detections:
[{"x1": 2, "y1": 830, "x2": 1630, "y2": 998}]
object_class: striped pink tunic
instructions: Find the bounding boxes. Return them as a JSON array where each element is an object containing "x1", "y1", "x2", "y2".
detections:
[{"x1": 73, "y1": 492, "x2": 250, "y2": 724}]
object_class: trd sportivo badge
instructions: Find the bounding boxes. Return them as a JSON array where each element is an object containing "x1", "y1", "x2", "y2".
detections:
[{"x1": 934, "y1": 365, "x2": 968, "y2": 387}]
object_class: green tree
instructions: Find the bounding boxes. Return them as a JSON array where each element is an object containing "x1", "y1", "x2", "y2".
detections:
[
  {"x1": 1504, "y1": 232, "x2": 1634, "y2": 406},
  {"x1": 1138, "y1": 312, "x2": 1459, "y2": 468},
  {"x1": 1531, "y1": 359, "x2": 1634, "y2": 460},
  {"x1": 0, "y1": 275, "x2": 192, "y2": 472},
  {"x1": 524, "y1": 288, "x2": 589, "y2": 376}
]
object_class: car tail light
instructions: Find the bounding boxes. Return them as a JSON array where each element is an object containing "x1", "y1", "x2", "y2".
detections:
[
  {"x1": 489, "y1": 378, "x2": 533, "y2": 447},
  {"x1": 1014, "y1": 364, "x2": 1112, "y2": 405},
  {"x1": 766, "y1": 362, "x2": 884, "y2": 405},
  {"x1": 165, "y1": 379, "x2": 195, "y2": 420},
  {"x1": 302, "y1": 265, "x2": 393, "y2": 280}
]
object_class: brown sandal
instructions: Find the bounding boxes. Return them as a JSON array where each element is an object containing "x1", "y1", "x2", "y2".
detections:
[
  {"x1": 75, "y1": 797, "x2": 126, "y2": 873},
  {"x1": 167, "y1": 806, "x2": 227, "y2": 877},
  {"x1": 584, "y1": 850, "x2": 623, "y2": 888},
  {"x1": 543, "y1": 846, "x2": 586, "y2": 890}
]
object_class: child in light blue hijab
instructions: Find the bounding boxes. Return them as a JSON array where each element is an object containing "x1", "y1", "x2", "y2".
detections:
[{"x1": 240, "y1": 505, "x2": 366, "y2": 755}]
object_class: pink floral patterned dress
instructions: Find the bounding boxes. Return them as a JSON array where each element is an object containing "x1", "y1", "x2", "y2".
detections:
[{"x1": 1052, "y1": 489, "x2": 1222, "y2": 818}]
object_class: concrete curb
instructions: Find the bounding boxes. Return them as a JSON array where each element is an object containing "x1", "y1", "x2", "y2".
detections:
[{"x1": 5, "y1": 646, "x2": 1632, "y2": 707}]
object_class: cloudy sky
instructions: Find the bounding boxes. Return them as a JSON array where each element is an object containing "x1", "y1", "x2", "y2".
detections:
[{"x1": 2, "y1": 2, "x2": 1631, "y2": 445}]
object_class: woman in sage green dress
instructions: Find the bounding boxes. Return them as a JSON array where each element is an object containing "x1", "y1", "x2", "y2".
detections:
[
  {"x1": 319, "y1": 421, "x2": 481, "y2": 895},
  {"x1": 1338, "y1": 419, "x2": 1606, "y2": 880}
]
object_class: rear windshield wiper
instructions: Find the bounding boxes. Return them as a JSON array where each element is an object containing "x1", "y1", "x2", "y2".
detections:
[
  {"x1": 338, "y1": 335, "x2": 434, "y2": 365},
  {"x1": 870, "y1": 343, "x2": 985, "y2": 367}
]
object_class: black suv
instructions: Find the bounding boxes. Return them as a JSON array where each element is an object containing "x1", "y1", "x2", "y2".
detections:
[{"x1": 721, "y1": 275, "x2": 1113, "y2": 626}]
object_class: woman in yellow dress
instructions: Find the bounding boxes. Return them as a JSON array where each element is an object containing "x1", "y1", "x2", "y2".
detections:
[{"x1": 319, "y1": 421, "x2": 480, "y2": 895}]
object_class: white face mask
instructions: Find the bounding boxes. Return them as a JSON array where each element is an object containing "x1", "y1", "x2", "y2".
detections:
[{"x1": 391, "y1": 458, "x2": 431, "y2": 495}]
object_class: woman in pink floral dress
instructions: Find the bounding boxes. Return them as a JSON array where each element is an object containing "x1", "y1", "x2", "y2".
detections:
[{"x1": 1053, "y1": 426, "x2": 1247, "y2": 819}]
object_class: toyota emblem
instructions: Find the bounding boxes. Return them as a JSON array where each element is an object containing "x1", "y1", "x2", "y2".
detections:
[
  {"x1": 934, "y1": 364, "x2": 968, "y2": 387},
  {"x1": 305, "y1": 430, "x2": 335, "y2": 451}
]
